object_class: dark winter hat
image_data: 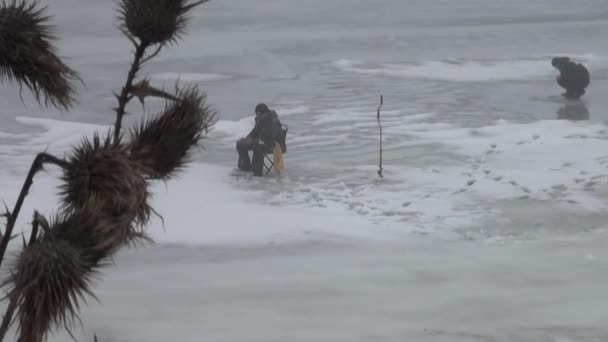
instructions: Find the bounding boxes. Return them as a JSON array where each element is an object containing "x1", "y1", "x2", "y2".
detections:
[
  {"x1": 255, "y1": 103, "x2": 270, "y2": 115},
  {"x1": 552, "y1": 56, "x2": 570, "y2": 68}
]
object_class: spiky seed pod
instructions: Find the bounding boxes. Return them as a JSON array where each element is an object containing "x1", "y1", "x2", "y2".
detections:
[
  {"x1": 128, "y1": 84, "x2": 217, "y2": 180},
  {"x1": 60, "y1": 132, "x2": 152, "y2": 227},
  {"x1": 118, "y1": 0, "x2": 209, "y2": 46},
  {"x1": 0, "y1": 0, "x2": 79, "y2": 110},
  {"x1": 6, "y1": 238, "x2": 98, "y2": 342},
  {"x1": 4, "y1": 204, "x2": 151, "y2": 342},
  {"x1": 52, "y1": 200, "x2": 136, "y2": 262}
]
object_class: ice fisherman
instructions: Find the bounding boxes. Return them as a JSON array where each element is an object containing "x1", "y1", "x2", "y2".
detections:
[
  {"x1": 552, "y1": 57, "x2": 590, "y2": 99},
  {"x1": 236, "y1": 103, "x2": 283, "y2": 177}
]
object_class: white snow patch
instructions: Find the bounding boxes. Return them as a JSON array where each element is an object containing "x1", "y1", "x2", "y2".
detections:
[
  {"x1": 0, "y1": 117, "x2": 389, "y2": 246},
  {"x1": 332, "y1": 56, "x2": 608, "y2": 82},
  {"x1": 4, "y1": 116, "x2": 608, "y2": 242}
]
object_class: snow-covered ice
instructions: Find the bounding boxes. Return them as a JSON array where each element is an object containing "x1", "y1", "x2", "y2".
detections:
[{"x1": 1, "y1": 0, "x2": 608, "y2": 340}]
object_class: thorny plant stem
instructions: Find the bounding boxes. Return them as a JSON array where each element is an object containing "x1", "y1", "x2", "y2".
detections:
[
  {"x1": 0, "y1": 152, "x2": 68, "y2": 269},
  {"x1": 113, "y1": 41, "x2": 149, "y2": 143},
  {"x1": 0, "y1": 153, "x2": 68, "y2": 341},
  {"x1": 0, "y1": 296, "x2": 17, "y2": 341}
]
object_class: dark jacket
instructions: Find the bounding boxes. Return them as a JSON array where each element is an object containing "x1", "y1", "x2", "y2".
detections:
[
  {"x1": 247, "y1": 110, "x2": 282, "y2": 147},
  {"x1": 556, "y1": 59, "x2": 590, "y2": 96}
]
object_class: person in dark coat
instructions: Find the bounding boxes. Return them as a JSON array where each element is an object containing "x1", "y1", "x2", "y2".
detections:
[
  {"x1": 552, "y1": 57, "x2": 590, "y2": 99},
  {"x1": 236, "y1": 103, "x2": 282, "y2": 177}
]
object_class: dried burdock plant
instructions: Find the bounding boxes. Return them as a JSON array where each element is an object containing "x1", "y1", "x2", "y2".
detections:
[
  {"x1": 0, "y1": 0, "x2": 216, "y2": 340},
  {"x1": 52, "y1": 201, "x2": 137, "y2": 262},
  {"x1": 112, "y1": 0, "x2": 211, "y2": 143},
  {"x1": 5, "y1": 237, "x2": 98, "y2": 342},
  {"x1": 118, "y1": 0, "x2": 209, "y2": 46},
  {"x1": 60, "y1": 133, "x2": 153, "y2": 227},
  {"x1": 1, "y1": 203, "x2": 149, "y2": 341},
  {"x1": 129, "y1": 84, "x2": 217, "y2": 180},
  {"x1": 0, "y1": 0, "x2": 79, "y2": 110}
]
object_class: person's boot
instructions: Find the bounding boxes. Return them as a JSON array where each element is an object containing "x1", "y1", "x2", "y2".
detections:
[
  {"x1": 238, "y1": 157, "x2": 251, "y2": 171},
  {"x1": 236, "y1": 140, "x2": 252, "y2": 171},
  {"x1": 251, "y1": 149, "x2": 265, "y2": 177}
]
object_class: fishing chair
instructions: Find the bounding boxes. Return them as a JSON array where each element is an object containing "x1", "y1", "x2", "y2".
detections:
[{"x1": 263, "y1": 124, "x2": 288, "y2": 175}]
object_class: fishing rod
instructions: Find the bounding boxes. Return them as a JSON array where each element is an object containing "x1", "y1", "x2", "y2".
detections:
[{"x1": 377, "y1": 95, "x2": 384, "y2": 178}]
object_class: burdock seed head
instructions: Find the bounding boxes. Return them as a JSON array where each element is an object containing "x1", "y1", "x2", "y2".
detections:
[
  {"x1": 0, "y1": 0, "x2": 79, "y2": 110},
  {"x1": 4, "y1": 203, "x2": 153, "y2": 342},
  {"x1": 118, "y1": 0, "x2": 210, "y2": 46},
  {"x1": 60, "y1": 132, "x2": 152, "y2": 227},
  {"x1": 128, "y1": 84, "x2": 217, "y2": 180},
  {"x1": 6, "y1": 238, "x2": 98, "y2": 342},
  {"x1": 52, "y1": 200, "x2": 137, "y2": 262}
]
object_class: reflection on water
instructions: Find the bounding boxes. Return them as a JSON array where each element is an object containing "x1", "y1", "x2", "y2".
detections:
[{"x1": 557, "y1": 101, "x2": 590, "y2": 121}]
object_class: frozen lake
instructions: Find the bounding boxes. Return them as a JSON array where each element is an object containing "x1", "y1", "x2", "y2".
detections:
[{"x1": 1, "y1": 0, "x2": 608, "y2": 340}]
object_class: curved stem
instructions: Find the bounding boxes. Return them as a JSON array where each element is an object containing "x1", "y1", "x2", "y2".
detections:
[
  {"x1": 0, "y1": 152, "x2": 67, "y2": 269},
  {"x1": 113, "y1": 41, "x2": 149, "y2": 143}
]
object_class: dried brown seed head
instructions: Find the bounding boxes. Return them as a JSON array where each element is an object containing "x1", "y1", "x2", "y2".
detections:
[
  {"x1": 4, "y1": 203, "x2": 154, "y2": 341},
  {"x1": 118, "y1": 0, "x2": 210, "y2": 46},
  {"x1": 129, "y1": 84, "x2": 217, "y2": 180},
  {"x1": 52, "y1": 201, "x2": 132, "y2": 262},
  {"x1": 6, "y1": 238, "x2": 97, "y2": 342},
  {"x1": 60, "y1": 132, "x2": 152, "y2": 226},
  {"x1": 0, "y1": 0, "x2": 79, "y2": 110}
]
